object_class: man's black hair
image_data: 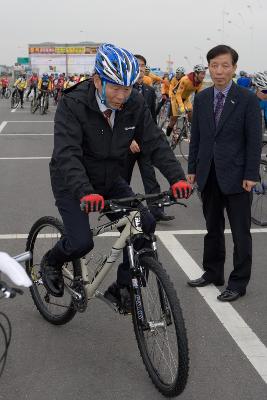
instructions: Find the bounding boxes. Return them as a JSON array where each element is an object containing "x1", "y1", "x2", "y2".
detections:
[
  {"x1": 206, "y1": 45, "x2": 238, "y2": 65},
  {"x1": 134, "y1": 54, "x2": 147, "y2": 65}
]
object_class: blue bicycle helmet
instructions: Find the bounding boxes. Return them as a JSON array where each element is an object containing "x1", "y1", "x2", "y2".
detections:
[
  {"x1": 42, "y1": 73, "x2": 49, "y2": 81},
  {"x1": 95, "y1": 43, "x2": 140, "y2": 87}
]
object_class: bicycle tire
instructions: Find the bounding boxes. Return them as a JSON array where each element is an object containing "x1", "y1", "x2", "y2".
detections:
[
  {"x1": 178, "y1": 130, "x2": 191, "y2": 161},
  {"x1": 251, "y1": 160, "x2": 267, "y2": 226},
  {"x1": 131, "y1": 256, "x2": 189, "y2": 397},
  {"x1": 4, "y1": 89, "x2": 11, "y2": 99},
  {"x1": 30, "y1": 98, "x2": 38, "y2": 114},
  {"x1": 26, "y1": 216, "x2": 80, "y2": 325}
]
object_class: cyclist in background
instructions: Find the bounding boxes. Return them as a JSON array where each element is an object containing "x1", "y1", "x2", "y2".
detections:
[
  {"x1": 64, "y1": 75, "x2": 76, "y2": 89},
  {"x1": 166, "y1": 64, "x2": 206, "y2": 137},
  {"x1": 12, "y1": 73, "x2": 27, "y2": 108},
  {"x1": 156, "y1": 72, "x2": 170, "y2": 115},
  {"x1": 79, "y1": 73, "x2": 86, "y2": 82},
  {"x1": 165, "y1": 66, "x2": 185, "y2": 136},
  {"x1": 0, "y1": 76, "x2": 9, "y2": 97},
  {"x1": 26, "y1": 72, "x2": 38, "y2": 99},
  {"x1": 253, "y1": 72, "x2": 267, "y2": 128},
  {"x1": 36, "y1": 73, "x2": 51, "y2": 107},
  {"x1": 54, "y1": 73, "x2": 65, "y2": 103},
  {"x1": 237, "y1": 71, "x2": 252, "y2": 89},
  {"x1": 143, "y1": 66, "x2": 162, "y2": 86}
]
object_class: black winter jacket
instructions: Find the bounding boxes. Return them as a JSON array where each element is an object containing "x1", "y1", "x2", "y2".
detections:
[{"x1": 50, "y1": 80, "x2": 185, "y2": 199}]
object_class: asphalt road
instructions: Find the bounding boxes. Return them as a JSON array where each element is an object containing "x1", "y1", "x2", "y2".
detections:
[{"x1": 0, "y1": 96, "x2": 266, "y2": 400}]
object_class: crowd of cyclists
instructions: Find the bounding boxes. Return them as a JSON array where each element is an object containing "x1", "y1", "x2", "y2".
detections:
[{"x1": 0, "y1": 66, "x2": 266, "y2": 127}]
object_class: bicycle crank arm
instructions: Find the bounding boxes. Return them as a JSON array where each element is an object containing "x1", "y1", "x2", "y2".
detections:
[{"x1": 64, "y1": 284, "x2": 82, "y2": 301}]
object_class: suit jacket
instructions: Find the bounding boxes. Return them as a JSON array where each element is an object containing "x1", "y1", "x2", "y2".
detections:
[
  {"x1": 188, "y1": 82, "x2": 262, "y2": 194},
  {"x1": 134, "y1": 83, "x2": 157, "y2": 123}
]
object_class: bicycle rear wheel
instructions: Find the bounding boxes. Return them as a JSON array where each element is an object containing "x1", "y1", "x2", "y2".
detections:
[
  {"x1": 131, "y1": 256, "x2": 189, "y2": 397},
  {"x1": 30, "y1": 98, "x2": 38, "y2": 113},
  {"x1": 158, "y1": 101, "x2": 170, "y2": 132},
  {"x1": 251, "y1": 160, "x2": 267, "y2": 226},
  {"x1": 26, "y1": 216, "x2": 80, "y2": 325},
  {"x1": 178, "y1": 123, "x2": 191, "y2": 161}
]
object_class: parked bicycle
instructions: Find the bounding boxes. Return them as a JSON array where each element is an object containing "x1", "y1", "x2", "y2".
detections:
[{"x1": 26, "y1": 191, "x2": 189, "y2": 397}]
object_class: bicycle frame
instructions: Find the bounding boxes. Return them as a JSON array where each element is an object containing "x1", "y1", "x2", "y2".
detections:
[{"x1": 63, "y1": 210, "x2": 155, "y2": 300}]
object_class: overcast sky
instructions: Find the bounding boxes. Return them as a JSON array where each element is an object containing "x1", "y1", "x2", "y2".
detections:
[{"x1": 1, "y1": 0, "x2": 265, "y2": 73}]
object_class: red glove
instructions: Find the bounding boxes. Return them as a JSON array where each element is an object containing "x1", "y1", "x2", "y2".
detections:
[
  {"x1": 171, "y1": 181, "x2": 192, "y2": 199},
  {"x1": 80, "y1": 194, "x2": 104, "y2": 213}
]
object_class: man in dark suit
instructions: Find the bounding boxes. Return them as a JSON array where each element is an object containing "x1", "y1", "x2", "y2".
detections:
[
  {"x1": 187, "y1": 45, "x2": 262, "y2": 302},
  {"x1": 121, "y1": 54, "x2": 174, "y2": 222}
]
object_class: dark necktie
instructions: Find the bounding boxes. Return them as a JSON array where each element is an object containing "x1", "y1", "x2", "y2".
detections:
[
  {"x1": 214, "y1": 92, "x2": 225, "y2": 127},
  {"x1": 103, "y1": 109, "x2": 112, "y2": 127}
]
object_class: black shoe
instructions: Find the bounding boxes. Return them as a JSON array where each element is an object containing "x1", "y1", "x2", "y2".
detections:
[
  {"x1": 187, "y1": 276, "x2": 225, "y2": 287},
  {"x1": 166, "y1": 126, "x2": 173, "y2": 137},
  {"x1": 217, "y1": 289, "x2": 245, "y2": 302},
  {"x1": 154, "y1": 212, "x2": 175, "y2": 222},
  {"x1": 40, "y1": 251, "x2": 64, "y2": 297},
  {"x1": 104, "y1": 282, "x2": 132, "y2": 314}
]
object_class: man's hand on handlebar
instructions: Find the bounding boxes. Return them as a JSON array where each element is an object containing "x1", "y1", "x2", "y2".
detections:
[
  {"x1": 171, "y1": 180, "x2": 192, "y2": 199},
  {"x1": 80, "y1": 194, "x2": 105, "y2": 213}
]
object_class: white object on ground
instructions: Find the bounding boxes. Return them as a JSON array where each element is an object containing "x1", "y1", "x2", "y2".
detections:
[{"x1": 0, "y1": 252, "x2": 32, "y2": 287}]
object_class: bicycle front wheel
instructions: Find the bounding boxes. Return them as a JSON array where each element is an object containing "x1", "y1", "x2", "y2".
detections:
[
  {"x1": 26, "y1": 216, "x2": 80, "y2": 325},
  {"x1": 251, "y1": 160, "x2": 267, "y2": 226},
  {"x1": 178, "y1": 125, "x2": 191, "y2": 161},
  {"x1": 4, "y1": 89, "x2": 11, "y2": 99},
  {"x1": 131, "y1": 256, "x2": 189, "y2": 397}
]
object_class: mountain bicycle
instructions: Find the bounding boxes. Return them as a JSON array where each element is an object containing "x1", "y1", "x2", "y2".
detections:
[
  {"x1": 170, "y1": 112, "x2": 191, "y2": 161},
  {"x1": 0, "y1": 251, "x2": 32, "y2": 378},
  {"x1": 157, "y1": 98, "x2": 171, "y2": 133},
  {"x1": 25, "y1": 191, "x2": 189, "y2": 397},
  {"x1": 10, "y1": 88, "x2": 20, "y2": 109},
  {"x1": 0, "y1": 88, "x2": 11, "y2": 100},
  {"x1": 31, "y1": 90, "x2": 49, "y2": 115}
]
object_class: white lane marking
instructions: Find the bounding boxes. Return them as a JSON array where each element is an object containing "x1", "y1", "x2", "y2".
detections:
[
  {"x1": 158, "y1": 229, "x2": 267, "y2": 235},
  {"x1": 0, "y1": 121, "x2": 7, "y2": 133},
  {"x1": 6, "y1": 121, "x2": 53, "y2": 123},
  {"x1": 1, "y1": 134, "x2": 53, "y2": 136},
  {"x1": 157, "y1": 232, "x2": 267, "y2": 384},
  {"x1": 0, "y1": 157, "x2": 50, "y2": 160},
  {"x1": 1, "y1": 229, "x2": 267, "y2": 240}
]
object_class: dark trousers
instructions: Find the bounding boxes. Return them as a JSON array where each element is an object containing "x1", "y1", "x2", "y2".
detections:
[
  {"x1": 49, "y1": 177, "x2": 156, "y2": 286},
  {"x1": 27, "y1": 85, "x2": 37, "y2": 98},
  {"x1": 12, "y1": 89, "x2": 24, "y2": 105},
  {"x1": 121, "y1": 152, "x2": 164, "y2": 218},
  {"x1": 201, "y1": 162, "x2": 252, "y2": 292}
]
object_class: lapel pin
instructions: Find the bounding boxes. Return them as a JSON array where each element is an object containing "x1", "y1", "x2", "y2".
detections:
[{"x1": 231, "y1": 100, "x2": 235, "y2": 104}]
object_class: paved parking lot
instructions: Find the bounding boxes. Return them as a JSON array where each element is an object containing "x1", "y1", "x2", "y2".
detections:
[{"x1": 0, "y1": 97, "x2": 266, "y2": 399}]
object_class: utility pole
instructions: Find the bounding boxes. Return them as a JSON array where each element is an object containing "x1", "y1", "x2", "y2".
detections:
[
  {"x1": 65, "y1": 44, "x2": 69, "y2": 76},
  {"x1": 166, "y1": 54, "x2": 174, "y2": 73}
]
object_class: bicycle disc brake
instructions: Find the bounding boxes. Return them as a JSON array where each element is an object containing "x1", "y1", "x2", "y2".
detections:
[{"x1": 70, "y1": 277, "x2": 88, "y2": 312}]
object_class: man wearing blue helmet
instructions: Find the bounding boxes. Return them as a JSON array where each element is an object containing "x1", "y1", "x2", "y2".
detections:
[{"x1": 43, "y1": 44, "x2": 191, "y2": 312}]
